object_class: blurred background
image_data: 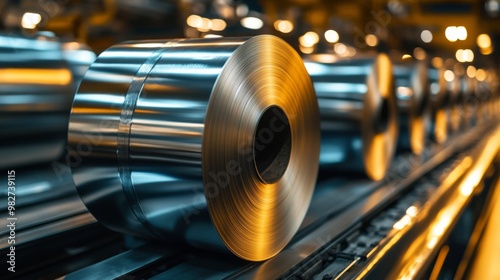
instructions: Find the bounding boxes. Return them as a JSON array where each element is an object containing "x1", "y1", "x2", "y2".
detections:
[{"x1": 0, "y1": 0, "x2": 498, "y2": 68}]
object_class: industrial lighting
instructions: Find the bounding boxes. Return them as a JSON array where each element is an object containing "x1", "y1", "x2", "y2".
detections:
[
  {"x1": 476, "y1": 69, "x2": 487, "y2": 81},
  {"x1": 236, "y1": 4, "x2": 249, "y2": 17},
  {"x1": 485, "y1": 0, "x2": 500, "y2": 17},
  {"x1": 187, "y1": 15, "x2": 202, "y2": 28},
  {"x1": 445, "y1": 26, "x2": 458, "y2": 42},
  {"x1": 299, "y1": 31, "x2": 319, "y2": 47},
  {"x1": 477, "y1": 33, "x2": 492, "y2": 49},
  {"x1": 299, "y1": 45, "x2": 314, "y2": 54},
  {"x1": 444, "y1": 70, "x2": 455, "y2": 82},
  {"x1": 455, "y1": 49, "x2": 464, "y2": 62},
  {"x1": 324, "y1": 29, "x2": 339, "y2": 43},
  {"x1": 480, "y1": 46, "x2": 493, "y2": 55},
  {"x1": 334, "y1": 43, "x2": 347, "y2": 55},
  {"x1": 365, "y1": 34, "x2": 378, "y2": 47},
  {"x1": 466, "y1": 65, "x2": 477, "y2": 78},
  {"x1": 21, "y1": 12, "x2": 42, "y2": 29},
  {"x1": 456, "y1": 26, "x2": 467, "y2": 40},
  {"x1": 203, "y1": 34, "x2": 223, "y2": 38},
  {"x1": 240, "y1": 17, "x2": 263, "y2": 30},
  {"x1": 421, "y1": 30, "x2": 433, "y2": 43},
  {"x1": 210, "y1": 19, "x2": 227, "y2": 31},
  {"x1": 445, "y1": 26, "x2": 467, "y2": 42},
  {"x1": 413, "y1": 47, "x2": 426, "y2": 60},
  {"x1": 274, "y1": 20, "x2": 294, "y2": 33},
  {"x1": 432, "y1": 57, "x2": 443, "y2": 68}
]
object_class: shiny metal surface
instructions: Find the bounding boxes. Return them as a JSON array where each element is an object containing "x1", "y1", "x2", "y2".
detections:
[
  {"x1": 357, "y1": 124, "x2": 500, "y2": 280},
  {"x1": 428, "y1": 65, "x2": 450, "y2": 144},
  {"x1": 393, "y1": 60, "x2": 431, "y2": 155},
  {"x1": 304, "y1": 54, "x2": 398, "y2": 180},
  {"x1": 0, "y1": 165, "x2": 77, "y2": 207},
  {"x1": 68, "y1": 35, "x2": 320, "y2": 261},
  {"x1": 0, "y1": 33, "x2": 95, "y2": 168}
]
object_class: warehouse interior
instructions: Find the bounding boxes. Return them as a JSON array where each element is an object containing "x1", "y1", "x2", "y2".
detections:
[{"x1": 1, "y1": 0, "x2": 499, "y2": 279}]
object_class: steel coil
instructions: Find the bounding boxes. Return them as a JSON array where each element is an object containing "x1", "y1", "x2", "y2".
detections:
[
  {"x1": 427, "y1": 64, "x2": 449, "y2": 143},
  {"x1": 393, "y1": 60, "x2": 431, "y2": 154},
  {"x1": 304, "y1": 54, "x2": 398, "y2": 181},
  {"x1": 0, "y1": 33, "x2": 95, "y2": 169},
  {"x1": 67, "y1": 35, "x2": 320, "y2": 261}
]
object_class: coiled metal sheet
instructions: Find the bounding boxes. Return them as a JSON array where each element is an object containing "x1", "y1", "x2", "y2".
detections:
[
  {"x1": 393, "y1": 60, "x2": 431, "y2": 154},
  {"x1": 304, "y1": 54, "x2": 398, "y2": 181},
  {"x1": 0, "y1": 33, "x2": 95, "y2": 168},
  {"x1": 428, "y1": 65, "x2": 449, "y2": 143},
  {"x1": 67, "y1": 35, "x2": 320, "y2": 261}
]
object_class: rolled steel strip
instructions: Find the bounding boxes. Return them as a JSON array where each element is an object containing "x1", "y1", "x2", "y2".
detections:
[
  {"x1": 67, "y1": 35, "x2": 320, "y2": 261},
  {"x1": 393, "y1": 60, "x2": 431, "y2": 154},
  {"x1": 304, "y1": 54, "x2": 398, "y2": 181}
]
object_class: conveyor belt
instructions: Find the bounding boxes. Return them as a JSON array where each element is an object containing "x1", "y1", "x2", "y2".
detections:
[{"x1": 29, "y1": 121, "x2": 496, "y2": 280}]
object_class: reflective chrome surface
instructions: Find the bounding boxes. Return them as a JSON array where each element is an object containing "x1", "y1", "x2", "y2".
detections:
[
  {"x1": 0, "y1": 33, "x2": 95, "y2": 168},
  {"x1": 428, "y1": 64, "x2": 449, "y2": 143},
  {"x1": 304, "y1": 54, "x2": 398, "y2": 180},
  {"x1": 393, "y1": 60, "x2": 431, "y2": 155},
  {"x1": 0, "y1": 165, "x2": 77, "y2": 207},
  {"x1": 68, "y1": 35, "x2": 320, "y2": 261}
]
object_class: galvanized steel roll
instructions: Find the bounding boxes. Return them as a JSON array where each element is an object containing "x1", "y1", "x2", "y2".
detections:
[
  {"x1": 67, "y1": 35, "x2": 320, "y2": 261},
  {"x1": 304, "y1": 54, "x2": 398, "y2": 181},
  {"x1": 0, "y1": 33, "x2": 95, "y2": 169},
  {"x1": 393, "y1": 60, "x2": 431, "y2": 154}
]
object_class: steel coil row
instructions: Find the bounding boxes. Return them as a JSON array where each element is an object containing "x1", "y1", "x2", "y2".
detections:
[{"x1": 1, "y1": 34, "x2": 498, "y2": 261}]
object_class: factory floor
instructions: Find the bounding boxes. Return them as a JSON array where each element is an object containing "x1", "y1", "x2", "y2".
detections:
[{"x1": 467, "y1": 187, "x2": 500, "y2": 279}]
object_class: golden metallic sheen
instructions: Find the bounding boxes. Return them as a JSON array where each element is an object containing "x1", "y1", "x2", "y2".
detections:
[{"x1": 67, "y1": 35, "x2": 320, "y2": 261}]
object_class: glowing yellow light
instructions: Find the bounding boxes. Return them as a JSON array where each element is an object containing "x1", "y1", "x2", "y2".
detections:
[
  {"x1": 477, "y1": 33, "x2": 492, "y2": 49},
  {"x1": 299, "y1": 45, "x2": 314, "y2": 54},
  {"x1": 365, "y1": 34, "x2": 378, "y2": 47},
  {"x1": 421, "y1": 30, "x2": 433, "y2": 43},
  {"x1": 299, "y1": 31, "x2": 319, "y2": 47},
  {"x1": 324, "y1": 29, "x2": 339, "y2": 43},
  {"x1": 432, "y1": 57, "x2": 443, "y2": 68},
  {"x1": 445, "y1": 26, "x2": 458, "y2": 42},
  {"x1": 466, "y1": 65, "x2": 477, "y2": 78},
  {"x1": 393, "y1": 215, "x2": 412, "y2": 230},
  {"x1": 464, "y1": 49, "x2": 474, "y2": 62},
  {"x1": 456, "y1": 49, "x2": 464, "y2": 62},
  {"x1": 274, "y1": 20, "x2": 293, "y2": 33},
  {"x1": 402, "y1": 54, "x2": 412, "y2": 60},
  {"x1": 203, "y1": 34, "x2": 222, "y2": 38},
  {"x1": 413, "y1": 47, "x2": 426, "y2": 60},
  {"x1": 210, "y1": 19, "x2": 227, "y2": 31},
  {"x1": 406, "y1": 206, "x2": 418, "y2": 217},
  {"x1": 186, "y1": 14, "x2": 202, "y2": 28},
  {"x1": 480, "y1": 46, "x2": 493, "y2": 55},
  {"x1": 444, "y1": 70, "x2": 455, "y2": 82},
  {"x1": 456, "y1": 26, "x2": 467, "y2": 40},
  {"x1": 476, "y1": 69, "x2": 487, "y2": 81},
  {"x1": 240, "y1": 17, "x2": 263, "y2": 30},
  {"x1": 21, "y1": 12, "x2": 42, "y2": 29},
  {"x1": 0, "y1": 68, "x2": 72, "y2": 85},
  {"x1": 334, "y1": 42, "x2": 347, "y2": 55}
]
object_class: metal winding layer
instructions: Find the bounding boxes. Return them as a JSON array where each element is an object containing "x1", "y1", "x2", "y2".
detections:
[
  {"x1": 304, "y1": 54, "x2": 398, "y2": 181},
  {"x1": 67, "y1": 35, "x2": 320, "y2": 261}
]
